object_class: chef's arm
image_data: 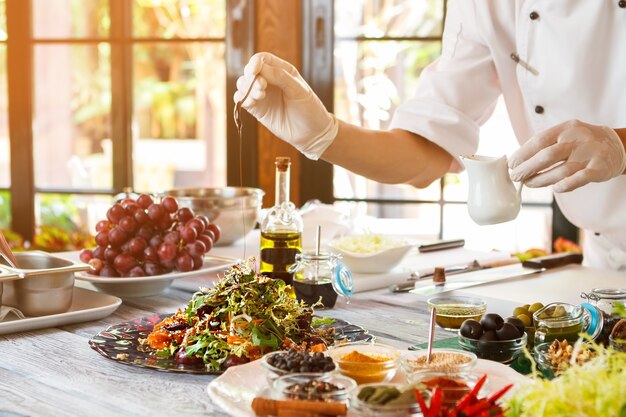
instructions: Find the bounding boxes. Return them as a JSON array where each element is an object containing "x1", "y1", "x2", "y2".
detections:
[
  {"x1": 321, "y1": 120, "x2": 453, "y2": 188},
  {"x1": 615, "y1": 128, "x2": 626, "y2": 175}
]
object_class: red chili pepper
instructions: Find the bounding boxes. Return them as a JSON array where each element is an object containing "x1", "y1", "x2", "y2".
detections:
[
  {"x1": 414, "y1": 388, "x2": 430, "y2": 416},
  {"x1": 454, "y1": 374, "x2": 487, "y2": 412},
  {"x1": 471, "y1": 374, "x2": 488, "y2": 396},
  {"x1": 454, "y1": 392, "x2": 477, "y2": 413},
  {"x1": 428, "y1": 387, "x2": 444, "y2": 417},
  {"x1": 462, "y1": 398, "x2": 491, "y2": 416},
  {"x1": 487, "y1": 384, "x2": 514, "y2": 404}
]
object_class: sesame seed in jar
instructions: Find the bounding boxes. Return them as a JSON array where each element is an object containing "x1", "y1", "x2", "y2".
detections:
[{"x1": 406, "y1": 352, "x2": 473, "y2": 372}]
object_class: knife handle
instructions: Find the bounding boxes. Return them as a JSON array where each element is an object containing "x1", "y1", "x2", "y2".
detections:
[
  {"x1": 522, "y1": 252, "x2": 583, "y2": 269},
  {"x1": 418, "y1": 239, "x2": 465, "y2": 253}
]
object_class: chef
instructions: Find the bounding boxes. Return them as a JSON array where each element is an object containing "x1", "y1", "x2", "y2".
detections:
[{"x1": 234, "y1": 1, "x2": 626, "y2": 271}]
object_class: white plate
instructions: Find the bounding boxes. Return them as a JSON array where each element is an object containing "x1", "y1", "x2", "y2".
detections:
[
  {"x1": 75, "y1": 255, "x2": 239, "y2": 297},
  {"x1": 206, "y1": 356, "x2": 531, "y2": 417},
  {"x1": 0, "y1": 287, "x2": 121, "y2": 335}
]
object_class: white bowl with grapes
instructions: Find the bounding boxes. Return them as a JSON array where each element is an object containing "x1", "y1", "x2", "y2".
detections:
[{"x1": 76, "y1": 194, "x2": 233, "y2": 297}]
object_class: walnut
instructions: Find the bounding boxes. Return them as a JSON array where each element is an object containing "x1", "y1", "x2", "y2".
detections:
[{"x1": 545, "y1": 339, "x2": 596, "y2": 374}]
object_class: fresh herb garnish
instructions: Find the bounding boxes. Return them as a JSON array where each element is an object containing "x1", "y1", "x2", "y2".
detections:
[
  {"x1": 312, "y1": 316, "x2": 336, "y2": 327},
  {"x1": 144, "y1": 259, "x2": 333, "y2": 371}
]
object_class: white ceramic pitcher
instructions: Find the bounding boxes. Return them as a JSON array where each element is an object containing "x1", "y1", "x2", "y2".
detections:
[{"x1": 460, "y1": 154, "x2": 522, "y2": 225}]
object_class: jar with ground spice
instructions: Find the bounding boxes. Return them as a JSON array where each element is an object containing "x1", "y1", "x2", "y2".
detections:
[
  {"x1": 327, "y1": 343, "x2": 401, "y2": 384},
  {"x1": 271, "y1": 373, "x2": 357, "y2": 403},
  {"x1": 401, "y1": 348, "x2": 477, "y2": 376}
]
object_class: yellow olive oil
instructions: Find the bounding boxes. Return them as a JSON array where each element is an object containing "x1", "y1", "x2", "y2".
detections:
[{"x1": 260, "y1": 231, "x2": 302, "y2": 287}]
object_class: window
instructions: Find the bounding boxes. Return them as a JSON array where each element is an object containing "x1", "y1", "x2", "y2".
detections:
[
  {"x1": 3, "y1": 0, "x2": 230, "y2": 241},
  {"x1": 332, "y1": 0, "x2": 555, "y2": 253},
  {"x1": 0, "y1": 0, "x2": 9, "y2": 229}
]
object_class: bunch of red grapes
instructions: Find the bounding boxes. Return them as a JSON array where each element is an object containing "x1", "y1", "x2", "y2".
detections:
[{"x1": 79, "y1": 194, "x2": 221, "y2": 277}]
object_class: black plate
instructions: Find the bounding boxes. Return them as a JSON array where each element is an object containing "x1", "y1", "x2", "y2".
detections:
[{"x1": 89, "y1": 313, "x2": 374, "y2": 374}]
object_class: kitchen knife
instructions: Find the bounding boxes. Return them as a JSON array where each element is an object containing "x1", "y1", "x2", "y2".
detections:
[
  {"x1": 417, "y1": 239, "x2": 465, "y2": 253},
  {"x1": 409, "y1": 252, "x2": 583, "y2": 296},
  {"x1": 389, "y1": 257, "x2": 520, "y2": 293}
]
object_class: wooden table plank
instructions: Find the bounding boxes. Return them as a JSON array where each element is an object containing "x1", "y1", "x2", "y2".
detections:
[{"x1": 0, "y1": 284, "x2": 440, "y2": 417}]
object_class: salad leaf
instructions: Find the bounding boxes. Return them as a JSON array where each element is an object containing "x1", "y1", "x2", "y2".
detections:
[
  {"x1": 251, "y1": 325, "x2": 279, "y2": 349},
  {"x1": 312, "y1": 316, "x2": 336, "y2": 327}
]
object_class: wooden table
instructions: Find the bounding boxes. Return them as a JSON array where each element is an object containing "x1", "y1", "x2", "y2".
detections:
[
  {"x1": 1, "y1": 247, "x2": 622, "y2": 416},
  {"x1": 0, "y1": 281, "x2": 438, "y2": 417}
]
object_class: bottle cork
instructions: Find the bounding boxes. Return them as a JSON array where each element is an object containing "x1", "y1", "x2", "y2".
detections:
[
  {"x1": 275, "y1": 157, "x2": 291, "y2": 172},
  {"x1": 433, "y1": 267, "x2": 446, "y2": 286}
]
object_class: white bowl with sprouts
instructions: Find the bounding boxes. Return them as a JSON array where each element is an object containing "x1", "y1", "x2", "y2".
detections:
[{"x1": 327, "y1": 234, "x2": 414, "y2": 274}]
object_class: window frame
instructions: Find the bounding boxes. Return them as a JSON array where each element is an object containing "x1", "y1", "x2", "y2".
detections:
[{"x1": 3, "y1": 0, "x2": 246, "y2": 241}]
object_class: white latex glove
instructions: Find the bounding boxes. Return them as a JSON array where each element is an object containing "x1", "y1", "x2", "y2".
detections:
[
  {"x1": 509, "y1": 120, "x2": 626, "y2": 192},
  {"x1": 233, "y1": 52, "x2": 338, "y2": 160}
]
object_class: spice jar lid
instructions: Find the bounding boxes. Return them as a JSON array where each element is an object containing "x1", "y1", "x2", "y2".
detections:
[
  {"x1": 332, "y1": 263, "x2": 353, "y2": 298},
  {"x1": 580, "y1": 302, "x2": 603, "y2": 339}
]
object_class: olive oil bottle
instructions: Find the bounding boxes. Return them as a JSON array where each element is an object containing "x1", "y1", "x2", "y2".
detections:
[{"x1": 259, "y1": 157, "x2": 303, "y2": 287}]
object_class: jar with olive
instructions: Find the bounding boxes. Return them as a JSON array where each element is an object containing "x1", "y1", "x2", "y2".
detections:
[{"x1": 533, "y1": 303, "x2": 584, "y2": 345}]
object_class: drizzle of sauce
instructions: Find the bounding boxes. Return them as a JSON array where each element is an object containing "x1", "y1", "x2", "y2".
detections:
[{"x1": 233, "y1": 74, "x2": 259, "y2": 259}]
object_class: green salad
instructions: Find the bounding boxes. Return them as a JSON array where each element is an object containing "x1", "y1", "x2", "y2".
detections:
[
  {"x1": 504, "y1": 343, "x2": 626, "y2": 417},
  {"x1": 144, "y1": 260, "x2": 333, "y2": 371}
]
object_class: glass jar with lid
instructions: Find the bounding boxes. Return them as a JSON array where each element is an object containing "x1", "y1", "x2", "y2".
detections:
[
  {"x1": 579, "y1": 288, "x2": 626, "y2": 345},
  {"x1": 533, "y1": 302, "x2": 585, "y2": 345},
  {"x1": 350, "y1": 383, "x2": 428, "y2": 417},
  {"x1": 289, "y1": 251, "x2": 352, "y2": 309}
]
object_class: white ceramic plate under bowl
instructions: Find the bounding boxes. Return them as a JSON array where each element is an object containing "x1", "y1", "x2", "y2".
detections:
[
  {"x1": 206, "y1": 355, "x2": 530, "y2": 417},
  {"x1": 328, "y1": 237, "x2": 414, "y2": 274},
  {"x1": 0, "y1": 287, "x2": 121, "y2": 335},
  {"x1": 75, "y1": 256, "x2": 239, "y2": 297}
]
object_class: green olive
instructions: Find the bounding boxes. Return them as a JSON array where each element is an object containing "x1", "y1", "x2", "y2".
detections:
[
  {"x1": 516, "y1": 313, "x2": 532, "y2": 327},
  {"x1": 552, "y1": 305, "x2": 567, "y2": 318},
  {"x1": 513, "y1": 306, "x2": 529, "y2": 317}
]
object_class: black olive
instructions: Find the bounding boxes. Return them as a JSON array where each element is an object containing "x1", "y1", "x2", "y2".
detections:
[
  {"x1": 163, "y1": 321, "x2": 188, "y2": 332},
  {"x1": 175, "y1": 347, "x2": 204, "y2": 365},
  {"x1": 221, "y1": 354, "x2": 250, "y2": 369},
  {"x1": 196, "y1": 304, "x2": 215, "y2": 318},
  {"x1": 496, "y1": 322, "x2": 522, "y2": 341},
  {"x1": 460, "y1": 319, "x2": 484, "y2": 340},
  {"x1": 480, "y1": 313, "x2": 504, "y2": 331},
  {"x1": 479, "y1": 330, "x2": 498, "y2": 342},
  {"x1": 504, "y1": 316, "x2": 526, "y2": 336}
]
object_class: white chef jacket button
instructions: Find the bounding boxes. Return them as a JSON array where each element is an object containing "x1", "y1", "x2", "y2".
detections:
[
  {"x1": 535, "y1": 105, "x2": 545, "y2": 114},
  {"x1": 619, "y1": 0, "x2": 626, "y2": 8},
  {"x1": 529, "y1": 11, "x2": 540, "y2": 20}
]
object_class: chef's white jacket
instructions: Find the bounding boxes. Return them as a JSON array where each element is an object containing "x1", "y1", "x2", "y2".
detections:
[{"x1": 390, "y1": 0, "x2": 626, "y2": 270}]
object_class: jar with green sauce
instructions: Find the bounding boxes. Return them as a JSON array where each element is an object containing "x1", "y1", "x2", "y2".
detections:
[{"x1": 533, "y1": 303, "x2": 584, "y2": 345}]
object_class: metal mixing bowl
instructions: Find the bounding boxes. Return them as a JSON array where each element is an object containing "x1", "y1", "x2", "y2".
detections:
[
  {"x1": 161, "y1": 187, "x2": 265, "y2": 246},
  {"x1": 0, "y1": 251, "x2": 91, "y2": 317}
]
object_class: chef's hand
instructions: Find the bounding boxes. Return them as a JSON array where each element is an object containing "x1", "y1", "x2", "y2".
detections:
[
  {"x1": 234, "y1": 52, "x2": 338, "y2": 160},
  {"x1": 509, "y1": 120, "x2": 626, "y2": 192}
]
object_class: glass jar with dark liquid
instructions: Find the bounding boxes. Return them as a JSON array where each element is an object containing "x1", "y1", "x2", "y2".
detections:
[
  {"x1": 289, "y1": 252, "x2": 353, "y2": 309},
  {"x1": 259, "y1": 157, "x2": 303, "y2": 287},
  {"x1": 580, "y1": 288, "x2": 626, "y2": 345}
]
